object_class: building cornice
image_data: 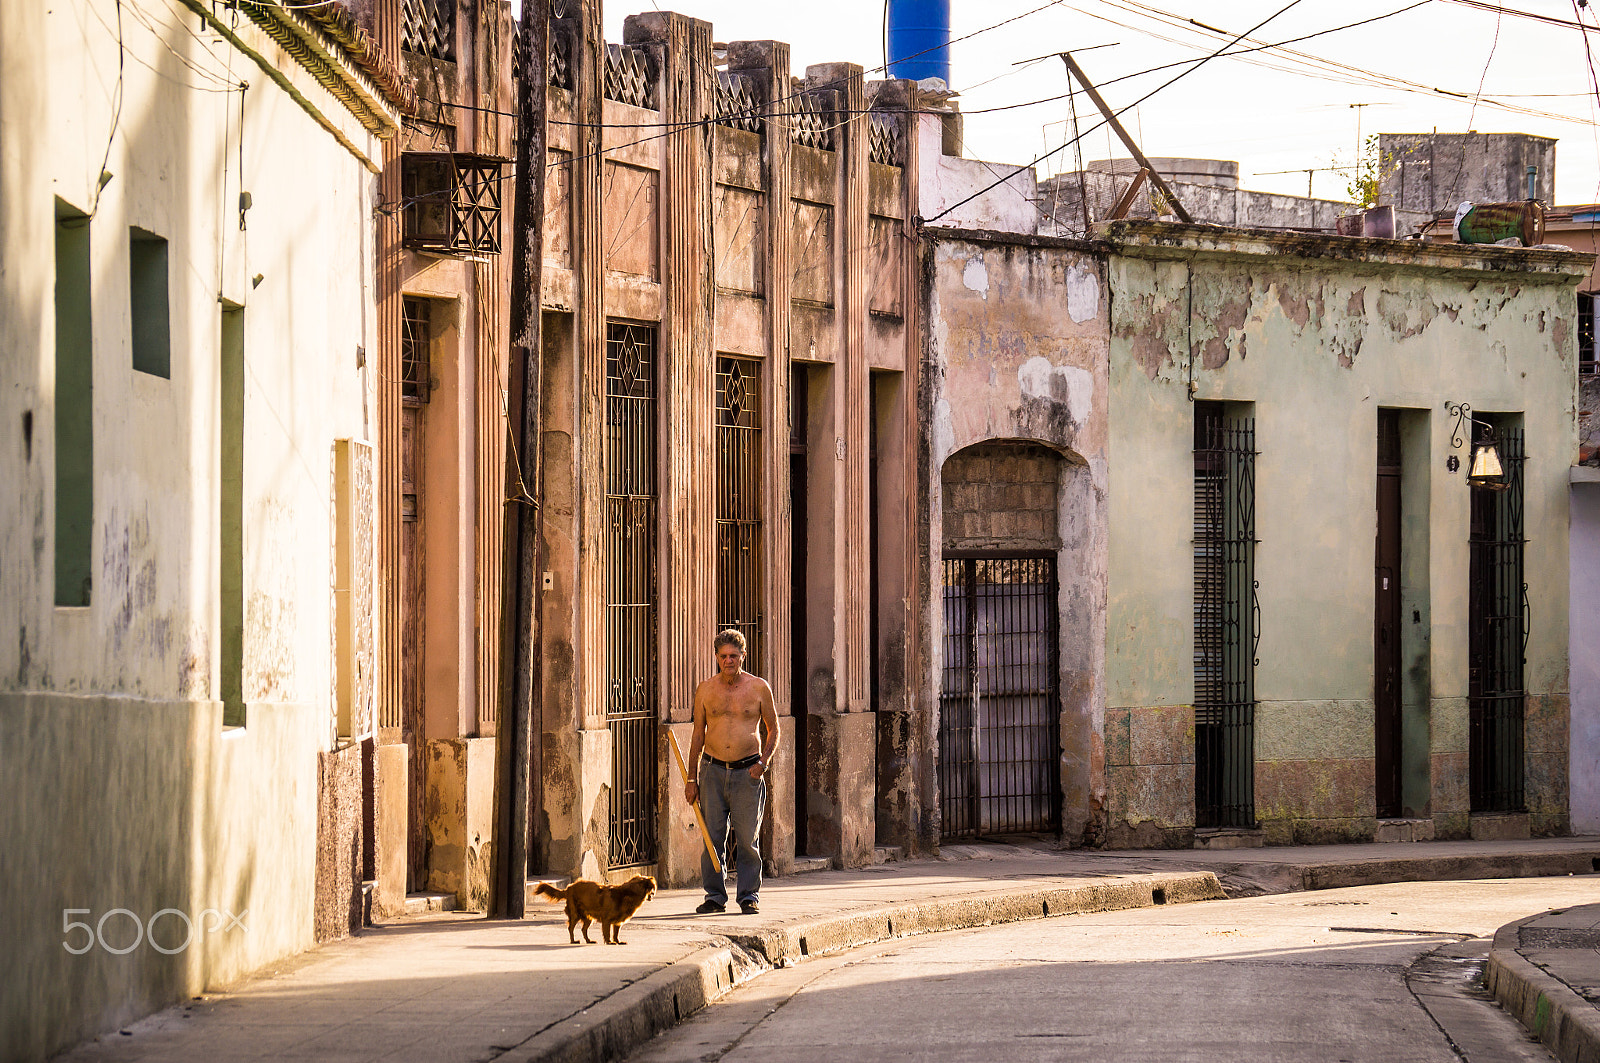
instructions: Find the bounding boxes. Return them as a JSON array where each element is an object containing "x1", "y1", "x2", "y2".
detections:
[
  {"x1": 1099, "y1": 219, "x2": 1595, "y2": 280},
  {"x1": 178, "y1": 0, "x2": 403, "y2": 151}
]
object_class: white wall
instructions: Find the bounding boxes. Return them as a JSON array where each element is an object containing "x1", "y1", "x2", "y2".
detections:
[{"x1": 1, "y1": 1, "x2": 382, "y2": 1055}]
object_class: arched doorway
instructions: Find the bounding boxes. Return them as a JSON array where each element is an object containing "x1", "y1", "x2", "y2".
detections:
[{"x1": 938, "y1": 441, "x2": 1066, "y2": 838}]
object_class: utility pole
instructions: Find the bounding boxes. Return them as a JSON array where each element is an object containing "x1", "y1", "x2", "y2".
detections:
[
  {"x1": 492, "y1": 0, "x2": 550, "y2": 920},
  {"x1": 1058, "y1": 52, "x2": 1192, "y2": 224}
]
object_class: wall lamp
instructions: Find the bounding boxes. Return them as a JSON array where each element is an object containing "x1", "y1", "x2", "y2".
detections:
[{"x1": 1445, "y1": 401, "x2": 1507, "y2": 490}]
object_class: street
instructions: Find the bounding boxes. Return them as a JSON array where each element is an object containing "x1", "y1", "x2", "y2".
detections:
[{"x1": 628, "y1": 877, "x2": 1599, "y2": 1063}]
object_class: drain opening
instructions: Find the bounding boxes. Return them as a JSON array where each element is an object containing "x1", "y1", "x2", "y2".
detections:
[{"x1": 1152, "y1": 888, "x2": 1168, "y2": 905}]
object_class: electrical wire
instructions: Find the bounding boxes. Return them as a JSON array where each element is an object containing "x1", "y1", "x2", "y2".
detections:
[
  {"x1": 92, "y1": 0, "x2": 128, "y2": 216},
  {"x1": 923, "y1": 0, "x2": 1309, "y2": 225}
]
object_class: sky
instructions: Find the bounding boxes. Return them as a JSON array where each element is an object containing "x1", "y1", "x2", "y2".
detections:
[{"x1": 596, "y1": 0, "x2": 1600, "y2": 207}]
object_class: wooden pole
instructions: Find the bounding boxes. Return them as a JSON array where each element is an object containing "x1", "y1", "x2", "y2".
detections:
[
  {"x1": 1059, "y1": 53, "x2": 1193, "y2": 224},
  {"x1": 668, "y1": 729, "x2": 723, "y2": 874}
]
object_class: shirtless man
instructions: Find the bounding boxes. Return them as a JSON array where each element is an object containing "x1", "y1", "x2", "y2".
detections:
[{"x1": 685, "y1": 629, "x2": 779, "y2": 915}]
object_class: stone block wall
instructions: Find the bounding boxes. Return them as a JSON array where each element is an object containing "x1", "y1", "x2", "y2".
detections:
[
  {"x1": 1103, "y1": 705, "x2": 1194, "y2": 848},
  {"x1": 941, "y1": 442, "x2": 1062, "y2": 552}
]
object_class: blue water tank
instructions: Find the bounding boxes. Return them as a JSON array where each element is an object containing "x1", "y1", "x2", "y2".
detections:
[{"x1": 886, "y1": 0, "x2": 951, "y2": 84}]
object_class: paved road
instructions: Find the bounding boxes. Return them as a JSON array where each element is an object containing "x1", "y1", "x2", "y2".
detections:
[{"x1": 629, "y1": 877, "x2": 1600, "y2": 1063}]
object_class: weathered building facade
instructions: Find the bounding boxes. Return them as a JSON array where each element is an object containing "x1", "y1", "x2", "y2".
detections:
[
  {"x1": 526, "y1": 5, "x2": 923, "y2": 884},
  {"x1": 368, "y1": 0, "x2": 518, "y2": 916},
  {"x1": 1100, "y1": 224, "x2": 1584, "y2": 846},
  {"x1": 2, "y1": 0, "x2": 402, "y2": 1055}
]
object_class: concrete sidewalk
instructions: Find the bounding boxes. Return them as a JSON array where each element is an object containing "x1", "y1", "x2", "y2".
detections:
[{"x1": 57, "y1": 837, "x2": 1600, "y2": 1063}]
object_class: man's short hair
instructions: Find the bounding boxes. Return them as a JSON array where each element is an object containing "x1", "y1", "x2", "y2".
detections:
[{"x1": 714, "y1": 629, "x2": 747, "y2": 653}]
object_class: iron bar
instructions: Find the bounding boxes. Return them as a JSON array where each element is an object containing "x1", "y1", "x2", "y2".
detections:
[
  {"x1": 939, "y1": 555, "x2": 1060, "y2": 839},
  {"x1": 606, "y1": 323, "x2": 659, "y2": 867},
  {"x1": 1469, "y1": 424, "x2": 1526, "y2": 813},
  {"x1": 1195, "y1": 406, "x2": 1257, "y2": 829}
]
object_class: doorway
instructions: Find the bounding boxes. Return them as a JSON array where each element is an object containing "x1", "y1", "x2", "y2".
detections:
[
  {"x1": 938, "y1": 555, "x2": 1061, "y2": 838},
  {"x1": 1375, "y1": 410, "x2": 1403, "y2": 818}
]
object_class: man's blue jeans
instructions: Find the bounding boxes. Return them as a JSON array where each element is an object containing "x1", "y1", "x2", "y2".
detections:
[{"x1": 700, "y1": 757, "x2": 765, "y2": 907}]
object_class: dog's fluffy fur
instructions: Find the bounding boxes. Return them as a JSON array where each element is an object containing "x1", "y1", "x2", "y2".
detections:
[{"x1": 534, "y1": 875, "x2": 656, "y2": 944}]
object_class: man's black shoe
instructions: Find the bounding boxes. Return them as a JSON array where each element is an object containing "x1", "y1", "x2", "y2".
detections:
[
  {"x1": 739, "y1": 901, "x2": 759, "y2": 915},
  {"x1": 695, "y1": 900, "x2": 725, "y2": 914}
]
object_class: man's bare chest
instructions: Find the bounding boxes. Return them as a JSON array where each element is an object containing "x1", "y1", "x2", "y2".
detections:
[{"x1": 704, "y1": 684, "x2": 760, "y2": 721}]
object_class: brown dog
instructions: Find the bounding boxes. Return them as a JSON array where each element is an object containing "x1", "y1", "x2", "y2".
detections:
[{"x1": 534, "y1": 875, "x2": 656, "y2": 944}]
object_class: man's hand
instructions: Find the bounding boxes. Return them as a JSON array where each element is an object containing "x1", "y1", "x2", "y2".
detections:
[
  {"x1": 685, "y1": 780, "x2": 699, "y2": 805},
  {"x1": 748, "y1": 759, "x2": 766, "y2": 780}
]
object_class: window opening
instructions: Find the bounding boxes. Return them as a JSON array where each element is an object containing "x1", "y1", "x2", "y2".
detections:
[
  {"x1": 55, "y1": 201, "x2": 94, "y2": 607},
  {"x1": 606, "y1": 322, "x2": 659, "y2": 867},
  {"x1": 1194, "y1": 402, "x2": 1258, "y2": 829},
  {"x1": 401, "y1": 297, "x2": 431, "y2": 403},
  {"x1": 130, "y1": 228, "x2": 171, "y2": 378},
  {"x1": 1469, "y1": 417, "x2": 1526, "y2": 813},
  {"x1": 716, "y1": 356, "x2": 763, "y2": 674}
]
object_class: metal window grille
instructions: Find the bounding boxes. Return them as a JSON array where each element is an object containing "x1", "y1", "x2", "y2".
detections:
[
  {"x1": 400, "y1": 153, "x2": 507, "y2": 257},
  {"x1": 400, "y1": 0, "x2": 454, "y2": 60},
  {"x1": 868, "y1": 112, "x2": 902, "y2": 167},
  {"x1": 604, "y1": 44, "x2": 656, "y2": 109},
  {"x1": 790, "y1": 90, "x2": 833, "y2": 151},
  {"x1": 1469, "y1": 423, "x2": 1526, "y2": 813},
  {"x1": 606, "y1": 322, "x2": 659, "y2": 867},
  {"x1": 1194, "y1": 405, "x2": 1258, "y2": 829},
  {"x1": 939, "y1": 556, "x2": 1061, "y2": 839},
  {"x1": 714, "y1": 71, "x2": 761, "y2": 133},
  {"x1": 1580, "y1": 292, "x2": 1596, "y2": 377},
  {"x1": 717, "y1": 357, "x2": 763, "y2": 673},
  {"x1": 401, "y1": 297, "x2": 430, "y2": 402}
]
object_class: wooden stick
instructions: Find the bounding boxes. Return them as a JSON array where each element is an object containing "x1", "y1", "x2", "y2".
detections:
[{"x1": 668, "y1": 729, "x2": 722, "y2": 874}]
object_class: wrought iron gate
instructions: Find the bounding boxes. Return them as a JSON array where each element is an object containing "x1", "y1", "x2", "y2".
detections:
[
  {"x1": 1194, "y1": 405, "x2": 1258, "y2": 829},
  {"x1": 939, "y1": 556, "x2": 1061, "y2": 838},
  {"x1": 1469, "y1": 425, "x2": 1526, "y2": 813},
  {"x1": 716, "y1": 356, "x2": 763, "y2": 672},
  {"x1": 606, "y1": 323, "x2": 658, "y2": 867}
]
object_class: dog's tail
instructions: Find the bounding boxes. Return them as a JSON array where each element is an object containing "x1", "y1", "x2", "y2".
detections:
[{"x1": 533, "y1": 882, "x2": 570, "y2": 904}]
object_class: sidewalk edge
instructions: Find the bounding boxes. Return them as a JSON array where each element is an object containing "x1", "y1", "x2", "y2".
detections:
[
  {"x1": 1485, "y1": 914, "x2": 1600, "y2": 1063},
  {"x1": 521, "y1": 871, "x2": 1224, "y2": 1063}
]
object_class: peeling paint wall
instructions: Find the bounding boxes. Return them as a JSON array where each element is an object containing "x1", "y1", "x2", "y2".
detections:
[
  {"x1": 922, "y1": 233, "x2": 1110, "y2": 847},
  {"x1": 1104, "y1": 221, "x2": 1587, "y2": 845}
]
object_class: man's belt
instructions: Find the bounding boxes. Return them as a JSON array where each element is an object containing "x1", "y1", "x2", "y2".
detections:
[{"x1": 702, "y1": 752, "x2": 762, "y2": 770}]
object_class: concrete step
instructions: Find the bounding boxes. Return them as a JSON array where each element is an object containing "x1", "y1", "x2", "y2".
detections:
[
  {"x1": 873, "y1": 846, "x2": 903, "y2": 864},
  {"x1": 403, "y1": 891, "x2": 456, "y2": 915},
  {"x1": 526, "y1": 876, "x2": 572, "y2": 909},
  {"x1": 1375, "y1": 818, "x2": 1436, "y2": 843},
  {"x1": 790, "y1": 856, "x2": 832, "y2": 874},
  {"x1": 1194, "y1": 828, "x2": 1265, "y2": 850}
]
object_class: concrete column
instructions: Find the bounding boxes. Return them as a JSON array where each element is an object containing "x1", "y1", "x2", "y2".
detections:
[
  {"x1": 866, "y1": 79, "x2": 927, "y2": 855},
  {"x1": 801, "y1": 64, "x2": 874, "y2": 867},
  {"x1": 730, "y1": 38, "x2": 796, "y2": 875},
  {"x1": 538, "y1": 0, "x2": 611, "y2": 879},
  {"x1": 624, "y1": 11, "x2": 715, "y2": 889}
]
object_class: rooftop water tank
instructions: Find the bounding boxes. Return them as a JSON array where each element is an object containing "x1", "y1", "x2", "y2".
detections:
[{"x1": 887, "y1": 0, "x2": 950, "y2": 85}]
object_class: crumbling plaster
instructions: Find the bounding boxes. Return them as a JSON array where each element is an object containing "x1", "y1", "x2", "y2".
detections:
[
  {"x1": 923, "y1": 232, "x2": 1111, "y2": 845},
  {"x1": 1104, "y1": 221, "x2": 1589, "y2": 843}
]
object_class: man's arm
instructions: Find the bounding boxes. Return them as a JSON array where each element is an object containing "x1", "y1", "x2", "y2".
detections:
[
  {"x1": 755, "y1": 680, "x2": 779, "y2": 775},
  {"x1": 685, "y1": 683, "x2": 706, "y2": 804}
]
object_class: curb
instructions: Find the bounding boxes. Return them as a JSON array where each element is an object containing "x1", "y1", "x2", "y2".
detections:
[
  {"x1": 1484, "y1": 913, "x2": 1600, "y2": 1063},
  {"x1": 1300, "y1": 852, "x2": 1600, "y2": 891},
  {"x1": 522, "y1": 871, "x2": 1223, "y2": 1063}
]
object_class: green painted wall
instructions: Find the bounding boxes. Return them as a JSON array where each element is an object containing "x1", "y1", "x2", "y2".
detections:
[{"x1": 1104, "y1": 223, "x2": 1585, "y2": 843}]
